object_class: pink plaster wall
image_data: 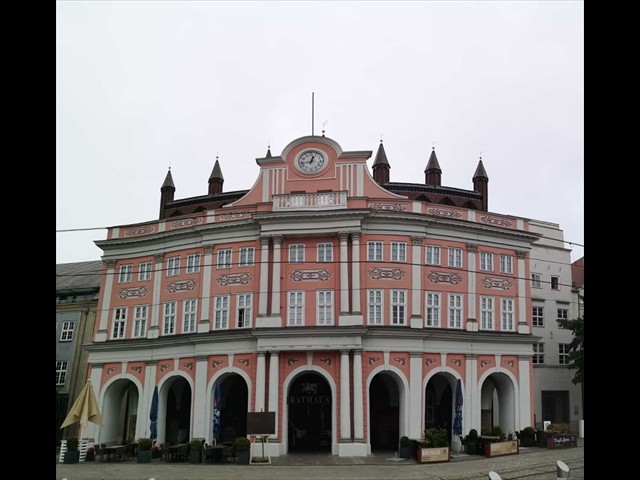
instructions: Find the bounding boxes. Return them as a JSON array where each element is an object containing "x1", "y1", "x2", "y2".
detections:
[
  {"x1": 178, "y1": 357, "x2": 196, "y2": 381},
  {"x1": 100, "y1": 363, "x2": 122, "y2": 389},
  {"x1": 206, "y1": 355, "x2": 229, "y2": 385}
]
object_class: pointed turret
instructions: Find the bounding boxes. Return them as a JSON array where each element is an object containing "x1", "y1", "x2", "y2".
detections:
[
  {"x1": 473, "y1": 158, "x2": 489, "y2": 211},
  {"x1": 372, "y1": 141, "x2": 390, "y2": 185},
  {"x1": 208, "y1": 157, "x2": 224, "y2": 195},
  {"x1": 159, "y1": 168, "x2": 175, "y2": 219},
  {"x1": 424, "y1": 148, "x2": 442, "y2": 186},
  {"x1": 265, "y1": 147, "x2": 272, "y2": 158}
]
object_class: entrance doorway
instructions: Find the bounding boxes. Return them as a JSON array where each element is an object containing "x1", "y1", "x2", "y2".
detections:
[
  {"x1": 541, "y1": 390, "x2": 570, "y2": 424},
  {"x1": 164, "y1": 376, "x2": 192, "y2": 445},
  {"x1": 217, "y1": 374, "x2": 248, "y2": 443},
  {"x1": 369, "y1": 373, "x2": 400, "y2": 451},
  {"x1": 287, "y1": 372, "x2": 331, "y2": 452}
]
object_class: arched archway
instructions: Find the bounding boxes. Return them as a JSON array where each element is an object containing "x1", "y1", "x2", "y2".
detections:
[
  {"x1": 479, "y1": 372, "x2": 517, "y2": 436},
  {"x1": 287, "y1": 372, "x2": 332, "y2": 452},
  {"x1": 215, "y1": 373, "x2": 249, "y2": 443},
  {"x1": 368, "y1": 371, "x2": 404, "y2": 452},
  {"x1": 100, "y1": 378, "x2": 140, "y2": 444},
  {"x1": 424, "y1": 372, "x2": 456, "y2": 441},
  {"x1": 160, "y1": 376, "x2": 192, "y2": 445}
]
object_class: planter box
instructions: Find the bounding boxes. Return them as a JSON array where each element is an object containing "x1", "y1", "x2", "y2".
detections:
[
  {"x1": 484, "y1": 440, "x2": 518, "y2": 457},
  {"x1": 545, "y1": 434, "x2": 577, "y2": 449},
  {"x1": 417, "y1": 446, "x2": 450, "y2": 463},
  {"x1": 63, "y1": 451, "x2": 80, "y2": 464},
  {"x1": 399, "y1": 445, "x2": 412, "y2": 459},
  {"x1": 465, "y1": 439, "x2": 479, "y2": 454},
  {"x1": 137, "y1": 450, "x2": 152, "y2": 463}
]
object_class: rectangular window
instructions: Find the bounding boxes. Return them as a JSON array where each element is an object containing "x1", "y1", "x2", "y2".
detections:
[
  {"x1": 183, "y1": 299, "x2": 197, "y2": 333},
  {"x1": 532, "y1": 306, "x2": 544, "y2": 327},
  {"x1": 391, "y1": 242, "x2": 407, "y2": 262},
  {"x1": 551, "y1": 276, "x2": 560, "y2": 290},
  {"x1": 56, "y1": 361, "x2": 68, "y2": 385},
  {"x1": 214, "y1": 296, "x2": 229, "y2": 329},
  {"x1": 531, "y1": 273, "x2": 542, "y2": 289},
  {"x1": 317, "y1": 243, "x2": 333, "y2": 263},
  {"x1": 391, "y1": 290, "x2": 406, "y2": 325},
  {"x1": 112, "y1": 307, "x2": 127, "y2": 339},
  {"x1": 533, "y1": 343, "x2": 545, "y2": 364},
  {"x1": 425, "y1": 292, "x2": 440, "y2": 327},
  {"x1": 163, "y1": 302, "x2": 176, "y2": 335},
  {"x1": 368, "y1": 241, "x2": 383, "y2": 261},
  {"x1": 448, "y1": 294, "x2": 463, "y2": 329},
  {"x1": 317, "y1": 290, "x2": 334, "y2": 325},
  {"x1": 557, "y1": 308, "x2": 568, "y2": 328},
  {"x1": 288, "y1": 291, "x2": 304, "y2": 326},
  {"x1": 289, "y1": 244, "x2": 305, "y2": 263},
  {"x1": 500, "y1": 254, "x2": 513, "y2": 274},
  {"x1": 480, "y1": 252, "x2": 494, "y2": 271},
  {"x1": 239, "y1": 247, "x2": 255, "y2": 266},
  {"x1": 367, "y1": 289, "x2": 383, "y2": 325},
  {"x1": 559, "y1": 344, "x2": 570, "y2": 365},
  {"x1": 167, "y1": 256, "x2": 180, "y2": 276},
  {"x1": 480, "y1": 296, "x2": 494, "y2": 330},
  {"x1": 237, "y1": 294, "x2": 252, "y2": 328},
  {"x1": 118, "y1": 264, "x2": 132, "y2": 283},
  {"x1": 501, "y1": 298, "x2": 515, "y2": 331},
  {"x1": 217, "y1": 249, "x2": 231, "y2": 269},
  {"x1": 138, "y1": 261, "x2": 152, "y2": 281},
  {"x1": 133, "y1": 305, "x2": 148, "y2": 338},
  {"x1": 59, "y1": 321, "x2": 75, "y2": 342},
  {"x1": 448, "y1": 248, "x2": 463, "y2": 268},
  {"x1": 186, "y1": 254, "x2": 201, "y2": 274},
  {"x1": 425, "y1": 246, "x2": 441, "y2": 265}
]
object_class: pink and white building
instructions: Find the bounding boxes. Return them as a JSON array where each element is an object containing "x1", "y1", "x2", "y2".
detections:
[{"x1": 84, "y1": 134, "x2": 540, "y2": 457}]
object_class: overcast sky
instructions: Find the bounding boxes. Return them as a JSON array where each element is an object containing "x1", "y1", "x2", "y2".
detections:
[{"x1": 56, "y1": 1, "x2": 583, "y2": 266}]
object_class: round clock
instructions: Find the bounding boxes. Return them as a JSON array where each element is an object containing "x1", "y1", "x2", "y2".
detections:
[{"x1": 296, "y1": 150, "x2": 327, "y2": 174}]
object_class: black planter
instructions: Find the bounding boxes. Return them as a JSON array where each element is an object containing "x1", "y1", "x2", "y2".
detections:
[
  {"x1": 190, "y1": 450, "x2": 202, "y2": 464},
  {"x1": 137, "y1": 451, "x2": 152, "y2": 463},
  {"x1": 465, "y1": 439, "x2": 479, "y2": 455},
  {"x1": 399, "y1": 445, "x2": 411, "y2": 459},
  {"x1": 63, "y1": 451, "x2": 80, "y2": 464},
  {"x1": 236, "y1": 450, "x2": 250, "y2": 464},
  {"x1": 520, "y1": 434, "x2": 536, "y2": 447}
]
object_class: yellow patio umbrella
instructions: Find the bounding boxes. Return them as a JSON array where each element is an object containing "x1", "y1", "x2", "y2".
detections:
[{"x1": 60, "y1": 380, "x2": 103, "y2": 429}]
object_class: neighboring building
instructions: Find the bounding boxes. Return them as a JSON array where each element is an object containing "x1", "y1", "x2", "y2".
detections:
[
  {"x1": 56, "y1": 260, "x2": 102, "y2": 444},
  {"x1": 571, "y1": 257, "x2": 584, "y2": 318},
  {"x1": 84, "y1": 134, "x2": 543, "y2": 457},
  {"x1": 528, "y1": 221, "x2": 583, "y2": 432}
]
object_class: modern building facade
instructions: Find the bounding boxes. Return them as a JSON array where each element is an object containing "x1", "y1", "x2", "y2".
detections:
[
  {"x1": 84, "y1": 134, "x2": 544, "y2": 457},
  {"x1": 56, "y1": 261, "x2": 102, "y2": 444}
]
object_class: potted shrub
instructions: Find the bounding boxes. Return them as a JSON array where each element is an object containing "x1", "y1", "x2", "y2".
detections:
[
  {"x1": 63, "y1": 437, "x2": 80, "y2": 464},
  {"x1": 483, "y1": 426, "x2": 519, "y2": 457},
  {"x1": 417, "y1": 427, "x2": 450, "y2": 463},
  {"x1": 189, "y1": 438, "x2": 203, "y2": 464},
  {"x1": 137, "y1": 438, "x2": 153, "y2": 463},
  {"x1": 398, "y1": 436, "x2": 411, "y2": 459},
  {"x1": 234, "y1": 436, "x2": 251, "y2": 464},
  {"x1": 519, "y1": 426, "x2": 536, "y2": 447},
  {"x1": 465, "y1": 429, "x2": 479, "y2": 454},
  {"x1": 544, "y1": 423, "x2": 577, "y2": 449}
]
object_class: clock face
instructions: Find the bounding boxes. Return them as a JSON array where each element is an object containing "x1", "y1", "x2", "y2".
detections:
[{"x1": 296, "y1": 150, "x2": 327, "y2": 174}]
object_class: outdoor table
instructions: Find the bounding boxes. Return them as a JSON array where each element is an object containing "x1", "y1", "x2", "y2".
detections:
[
  {"x1": 102, "y1": 445, "x2": 126, "y2": 462},
  {"x1": 166, "y1": 443, "x2": 189, "y2": 462},
  {"x1": 206, "y1": 445, "x2": 226, "y2": 464}
]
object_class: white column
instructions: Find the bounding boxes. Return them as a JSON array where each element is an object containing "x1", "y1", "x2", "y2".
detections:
[
  {"x1": 192, "y1": 356, "x2": 209, "y2": 439},
  {"x1": 340, "y1": 350, "x2": 351, "y2": 440},
  {"x1": 352, "y1": 350, "x2": 364, "y2": 441},
  {"x1": 82, "y1": 364, "x2": 104, "y2": 440},
  {"x1": 268, "y1": 352, "x2": 280, "y2": 440},
  {"x1": 408, "y1": 353, "x2": 423, "y2": 439},
  {"x1": 198, "y1": 245, "x2": 214, "y2": 333},
  {"x1": 148, "y1": 253, "x2": 164, "y2": 339},
  {"x1": 339, "y1": 232, "x2": 349, "y2": 314},
  {"x1": 258, "y1": 237, "x2": 270, "y2": 316},
  {"x1": 516, "y1": 251, "x2": 530, "y2": 334},
  {"x1": 270, "y1": 235, "x2": 282, "y2": 317},
  {"x1": 410, "y1": 236, "x2": 423, "y2": 329},
  {"x1": 255, "y1": 352, "x2": 266, "y2": 412},
  {"x1": 95, "y1": 259, "x2": 117, "y2": 342},
  {"x1": 466, "y1": 244, "x2": 478, "y2": 332},
  {"x1": 466, "y1": 355, "x2": 479, "y2": 433},
  {"x1": 350, "y1": 232, "x2": 361, "y2": 314},
  {"x1": 518, "y1": 355, "x2": 532, "y2": 429}
]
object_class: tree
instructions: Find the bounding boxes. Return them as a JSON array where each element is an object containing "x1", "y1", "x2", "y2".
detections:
[{"x1": 558, "y1": 295, "x2": 584, "y2": 417}]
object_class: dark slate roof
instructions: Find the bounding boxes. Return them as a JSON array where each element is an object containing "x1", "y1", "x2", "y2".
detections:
[
  {"x1": 372, "y1": 142, "x2": 390, "y2": 167},
  {"x1": 166, "y1": 190, "x2": 249, "y2": 208},
  {"x1": 473, "y1": 160, "x2": 488, "y2": 179},
  {"x1": 209, "y1": 159, "x2": 224, "y2": 181},
  {"x1": 162, "y1": 169, "x2": 175, "y2": 189},
  {"x1": 424, "y1": 149, "x2": 441, "y2": 173},
  {"x1": 56, "y1": 261, "x2": 103, "y2": 293}
]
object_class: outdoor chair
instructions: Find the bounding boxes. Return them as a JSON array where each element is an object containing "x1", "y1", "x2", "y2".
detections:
[
  {"x1": 94, "y1": 444, "x2": 104, "y2": 462},
  {"x1": 223, "y1": 444, "x2": 235, "y2": 463}
]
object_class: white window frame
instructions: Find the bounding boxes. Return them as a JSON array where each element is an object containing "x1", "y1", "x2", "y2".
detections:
[
  {"x1": 112, "y1": 307, "x2": 127, "y2": 339},
  {"x1": 448, "y1": 294, "x2": 463, "y2": 329},
  {"x1": 217, "y1": 249, "x2": 232, "y2": 269},
  {"x1": 391, "y1": 242, "x2": 407, "y2": 262},
  {"x1": 480, "y1": 296, "x2": 494, "y2": 330},
  {"x1": 317, "y1": 290, "x2": 334, "y2": 325},
  {"x1": 531, "y1": 273, "x2": 542, "y2": 289},
  {"x1": 425, "y1": 245, "x2": 441, "y2": 265},
  {"x1": 288, "y1": 291, "x2": 304, "y2": 326},
  {"x1": 367, "y1": 289, "x2": 383, "y2": 325},
  {"x1": 559, "y1": 344, "x2": 570, "y2": 365},
  {"x1": 186, "y1": 253, "x2": 201, "y2": 274},
  {"x1": 367, "y1": 241, "x2": 383, "y2": 261},
  {"x1": 183, "y1": 299, "x2": 197, "y2": 333},
  {"x1": 214, "y1": 295, "x2": 229, "y2": 330},
  {"x1": 448, "y1": 248, "x2": 463, "y2": 268},
  {"x1": 118, "y1": 264, "x2": 132, "y2": 283},
  {"x1": 557, "y1": 308, "x2": 568, "y2": 328},
  {"x1": 533, "y1": 343, "x2": 545, "y2": 364},
  {"x1": 289, "y1": 244, "x2": 305, "y2": 263},
  {"x1": 138, "y1": 261, "x2": 152, "y2": 281},
  {"x1": 500, "y1": 254, "x2": 513, "y2": 274},
  {"x1": 167, "y1": 256, "x2": 180, "y2": 276},
  {"x1": 390, "y1": 289, "x2": 407, "y2": 325},
  {"x1": 133, "y1": 305, "x2": 148, "y2": 338},
  {"x1": 501, "y1": 298, "x2": 515, "y2": 331},
  {"x1": 163, "y1": 302, "x2": 176, "y2": 335},
  {"x1": 237, "y1": 293, "x2": 252, "y2": 329},
  {"x1": 56, "y1": 361, "x2": 68, "y2": 385},
  {"x1": 480, "y1": 252, "x2": 494, "y2": 271},
  {"x1": 532, "y1": 306, "x2": 544, "y2": 327},
  {"x1": 425, "y1": 292, "x2": 441, "y2": 327},
  {"x1": 239, "y1": 247, "x2": 255, "y2": 266},
  {"x1": 60, "y1": 321, "x2": 75, "y2": 342},
  {"x1": 317, "y1": 243, "x2": 333, "y2": 263}
]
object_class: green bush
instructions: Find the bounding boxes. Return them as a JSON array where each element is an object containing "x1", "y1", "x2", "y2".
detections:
[
  {"x1": 399, "y1": 436, "x2": 410, "y2": 447},
  {"x1": 422, "y1": 427, "x2": 449, "y2": 448},
  {"x1": 490, "y1": 426, "x2": 505, "y2": 440},
  {"x1": 234, "y1": 436, "x2": 251, "y2": 451},
  {"x1": 66, "y1": 437, "x2": 79, "y2": 452},
  {"x1": 190, "y1": 438, "x2": 203, "y2": 449},
  {"x1": 522, "y1": 426, "x2": 536, "y2": 435},
  {"x1": 467, "y1": 429, "x2": 478, "y2": 439},
  {"x1": 546, "y1": 423, "x2": 571, "y2": 435},
  {"x1": 137, "y1": 438, "x2": 153, "y2": 451}
]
